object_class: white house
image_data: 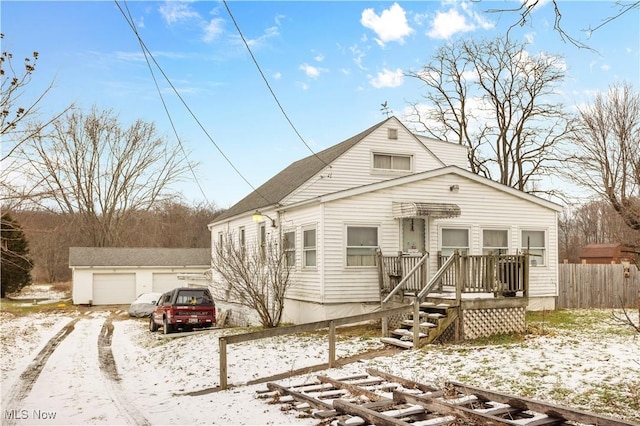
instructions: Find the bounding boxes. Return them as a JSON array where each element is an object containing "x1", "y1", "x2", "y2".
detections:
[
  {"x1": 208, "y1": 117, "x2": 561, "y2": 324},
  {"x1": 70, "y1": 247, "x2": 210, "y2": 305}
]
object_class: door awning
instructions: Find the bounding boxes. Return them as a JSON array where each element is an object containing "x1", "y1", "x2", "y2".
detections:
[{"x1": 392, "y1": 202, "x2": 461, "y2": 219}]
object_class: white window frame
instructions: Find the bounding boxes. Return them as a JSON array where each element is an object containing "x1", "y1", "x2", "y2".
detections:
[
  {"x1": 440, "y1": 227, "x2": 469, "y2": 257},
  {"x1": 372, "y1": 152, "x2": 412, "y2": 172},
  {"x1": 345, "y1": 225, "x2": 379, "y2": 268},
  {"x1": 259, "y1": 223, "x2": 266, "y2": 261},
  {"x1": 387, "y1": 128, "x2": 398, "y2": 140},
  {"x1": 283, "y1": 230, "x2": 296, "y2": 267},
  {"x1": 521, "y1": 229, "x2": 546, "y2": 266},
  {"x1": 482, "y1": 229, "x2": 509, "y2": 255},
  {"x1": 238, "y1": 227, "x2": 245, "y2": 249},
  {"x1": 302, "y1": 227, "x2": 317, "y2": 268}
]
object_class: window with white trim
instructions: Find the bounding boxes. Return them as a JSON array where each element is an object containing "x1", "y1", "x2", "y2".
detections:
[
  {"x1": 283, "y1": 230, "x2": 296, "y2": 267},
  {"x1": 387, "y1": 128, "x2": 398, "y2": 140},
  {"x1": 440, "y1": 228, "x2": 469, "y2": 257},
  {"x1": 346, "y1": 226, "x2": 378, "y2": 267},
  {"x1": 521, "y1": 230, "x2": 545, "y2": 266},
  {"x1": 373, "y1": 153, "x2": 411, "y2": 171},
  {"x1": 483, "y1": 229, "x2": 508, "y2": 255},
  {"x1": 259, "y1": 223, "x2": 266, "y2": 261},
  {"x1": 239, "y1": 227, "x2": 245, "y2": 249},
  {"x1": 303, "y1": 228, "x2": 316, "y2": 267}
]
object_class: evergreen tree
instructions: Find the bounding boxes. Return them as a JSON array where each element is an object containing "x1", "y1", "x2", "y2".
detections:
[{"x1": 1, "y1": 213, "x2": 33, "y2": 297}]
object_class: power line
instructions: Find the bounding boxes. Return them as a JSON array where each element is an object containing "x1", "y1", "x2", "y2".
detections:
[
  {"x1": 114, "y1": 0, "x2": 274, "y2": 206},
  {"x1": 119, "y1": 0, "x2": 209, "y2": 204},
  {"x1": 222, "y1": 0, "x2": 331, "y2": 169}
]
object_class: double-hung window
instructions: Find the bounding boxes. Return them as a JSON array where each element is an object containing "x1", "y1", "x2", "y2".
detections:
[
  {"x1": 440, "y1": 228, "x2": 469, "y2": 257},
  {"x1": 303, "y1": 228, "x2": 316, "y2": 268},
  {"x1": 483, "y1": 229, "x2": 508, "y2": 255},
  {"x1": 521, "y1": 230, "x2": 545, "y2": 266},
  {"x1": 283, "y1": 231, "x2": 296, "y2": 267},
  {"x1": 346, "y1": 226, "x2": 378, "y2": 267},
  {"x1": 373, "y1": 153, "x2": 411, "y2": 171}
]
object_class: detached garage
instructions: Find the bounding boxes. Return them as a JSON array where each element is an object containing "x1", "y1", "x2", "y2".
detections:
[{"x1": 69, "y1": 247, "x2": 211, "y2": 305}]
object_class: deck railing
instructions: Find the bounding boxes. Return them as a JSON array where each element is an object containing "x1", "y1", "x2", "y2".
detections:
[{"x1": 379, "y1": 251, "x2": 529, "y2": 299}]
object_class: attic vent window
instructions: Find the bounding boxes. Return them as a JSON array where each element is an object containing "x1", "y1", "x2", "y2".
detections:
[{"x1": 387, "y1": 128, "x2": 398, "y2": 140}]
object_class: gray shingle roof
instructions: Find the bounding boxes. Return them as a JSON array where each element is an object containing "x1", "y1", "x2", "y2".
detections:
[
  {"x1": 69, "y1": 247, "x2": 210, "y2": 267},
  {"x1": 213, "y1": 117, "x2": 391, "y2": 223}
]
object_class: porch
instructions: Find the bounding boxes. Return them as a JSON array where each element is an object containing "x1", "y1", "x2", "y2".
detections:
[{"x1": 376, "y1": 250, "x2": 529, "y2": 349}]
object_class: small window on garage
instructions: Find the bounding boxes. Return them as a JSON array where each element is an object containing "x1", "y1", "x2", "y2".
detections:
[{"x1": 388, "y1": 128, "x2": 398, "y2": 140}]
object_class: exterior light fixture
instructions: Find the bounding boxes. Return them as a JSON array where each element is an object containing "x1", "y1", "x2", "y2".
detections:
[
  {"x1": 252, "y1": 210, "x2": 277, "y2": 228},
  {"x1": 449, "y1": 185, "x2": 460, "y2": 192},
  {"x1": 621, "y1": 259, "x2": 631, "y2": 278}
]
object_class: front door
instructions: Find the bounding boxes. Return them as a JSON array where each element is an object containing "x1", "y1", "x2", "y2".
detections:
[{"x1": 401, "y1": 218, "x2": 425, "y2": 255}]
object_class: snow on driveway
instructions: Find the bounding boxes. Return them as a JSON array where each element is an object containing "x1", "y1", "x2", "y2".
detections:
[{"x1": 1, "y1": 308, "x2": 639, "y2": 425}]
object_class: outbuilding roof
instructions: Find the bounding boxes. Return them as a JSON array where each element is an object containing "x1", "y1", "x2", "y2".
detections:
[
  {"x1": 578, "y1": 243, "x2": 625, "y2": 259},
  {"x1": 68, "y1": 247, "x2": 211, "y2": 267}
]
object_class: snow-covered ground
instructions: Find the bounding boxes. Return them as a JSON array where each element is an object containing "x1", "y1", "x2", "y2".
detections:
[{"x1": 0, "y1": 305, "x2": 639, "y2": 425}]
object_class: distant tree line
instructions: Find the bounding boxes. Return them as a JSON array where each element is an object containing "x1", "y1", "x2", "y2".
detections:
[{"x1": 7, "y1": 201, "x2": 222, "y2": 284}]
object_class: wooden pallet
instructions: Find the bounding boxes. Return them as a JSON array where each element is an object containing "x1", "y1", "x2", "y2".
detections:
[{"x1": 258, "y1": 368, "x2": 636, "y2": 426}]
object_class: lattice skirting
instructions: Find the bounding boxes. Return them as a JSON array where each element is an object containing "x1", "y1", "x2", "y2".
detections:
[
  {"x1": 462, "y1": 307, "x2": 525, "y2": 340},
  {"x1": 386, "y1": 311, "x2": 410, "y2": 331}
]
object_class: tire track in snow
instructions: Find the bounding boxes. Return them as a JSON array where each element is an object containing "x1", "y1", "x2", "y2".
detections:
[
  {"x1": 1, "y1": 317, "x2": 80, "y2": 425},
  {"x1": 98, "y1": 314, "x2": 151, "y2": 426}
]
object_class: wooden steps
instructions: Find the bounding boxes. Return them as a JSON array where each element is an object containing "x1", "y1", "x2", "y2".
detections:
[{"x1": 381, "y1": 296, "x2": 458, "y2": 349}]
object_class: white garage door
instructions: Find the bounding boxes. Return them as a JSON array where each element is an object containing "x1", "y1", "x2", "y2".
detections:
[
  {"x1": 92, "y1": 273, "x2": 136, "y2": 305},
  {"x1": 152, "y1": 273, "x2": 181, "y2": 293}
]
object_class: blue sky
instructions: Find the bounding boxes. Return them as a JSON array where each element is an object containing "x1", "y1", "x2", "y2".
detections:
[{"x1": 2, "y1": 1, "x2": 639, "y2": 208}]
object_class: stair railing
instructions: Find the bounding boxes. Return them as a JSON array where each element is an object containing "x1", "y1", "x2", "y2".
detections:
[{"x1": 381, "y1": 252, "x2": 430, "y2": 304}]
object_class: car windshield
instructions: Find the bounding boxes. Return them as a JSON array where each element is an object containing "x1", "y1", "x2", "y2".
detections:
[{"x1": 175, "y1": 290, "x2": 213, "y2": 306}]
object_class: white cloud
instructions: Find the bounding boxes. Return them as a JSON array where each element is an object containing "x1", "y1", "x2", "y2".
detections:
[
  {"x1": 273, "y1": 72, "x2": 282, "y2": 80},
  {"x1": 370, "y1": 68, "x2": 404, "y2": 88},
  {"x1": 426, "y1": 2, "x2": 494, "y2": 40},
  {"x1": 361, "y1": 3, "x2": 414, "y2": 46},
  {"x1": 203, "y1": 18, "x2": 224, "y2": 42},
  {"x1": 601, "y1": 63, "x2": 611, "y2": 71},
  {"x1": 314, "y1": 53, "x2": 325, "y2": 62},
  {"x1": 159, "y1": 2, "x2": 199, "y2": 25},
  {"x1": 299, "y1": 63, "x2": 321, "y2": 79},
  {"x1": 349, "y1": 44, "x2": 367, "y2": 71},
  {"x1": 246, "y1": 25, "x2": 280, "y2": 48},
  {"x1": 427, "y1": 9, "x2": 474, "y2": 39}
]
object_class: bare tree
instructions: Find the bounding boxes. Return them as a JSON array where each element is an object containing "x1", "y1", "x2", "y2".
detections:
[
  {"x1": 481, "y1": 1, "x2": 640, "y2": 50},
  {"x1": 19, "y1": 107, "x2": 193, "y2": 247},
  {"x1": 211, "y1": 231, "x2": 293, "y2": 328},
  {"x1": 405, "y1": 37, "x2": 570, "y2": 196},
  {"x1": 566, "y1": 82, "x2": 640, "y2": 236},
  {"x1": 1, "y1": 34, "x2": 72, "y2": 211}
]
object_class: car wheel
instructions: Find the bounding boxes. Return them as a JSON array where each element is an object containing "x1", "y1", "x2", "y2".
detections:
[
  {"x1": 163, "y1": 317, "x2": 173, "y2": 334},
  {"x1": 149, "y1": 316, "x2": 158, "y2": 332}
]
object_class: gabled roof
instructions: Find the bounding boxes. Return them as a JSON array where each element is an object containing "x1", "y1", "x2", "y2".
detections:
[
  {"x1": 213, "y1": 117, "x2": 392, "y2": 222},
  {"x1": 69, "y1": 247, "x2": 210, "y2": 268}
]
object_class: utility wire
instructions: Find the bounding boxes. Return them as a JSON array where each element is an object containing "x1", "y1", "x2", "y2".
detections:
[
  {"x1": 222, "y1": 0, "x2": 331, "y2": 168},
  {"x1": 114, "y1": 0, "x2": 274, "y2": 205},
  {"x1": 119, "y1": 0, "x2": 209, "y2": 204}
]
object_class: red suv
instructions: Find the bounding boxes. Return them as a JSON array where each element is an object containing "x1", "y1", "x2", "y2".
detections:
[{"x1": 150, "y1": 287, "x2": 216, "y2": 334}]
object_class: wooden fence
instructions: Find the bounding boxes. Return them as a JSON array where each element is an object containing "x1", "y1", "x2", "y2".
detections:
[{"x1": 557, "y1": 264, "x2": 639, "y2": 309}]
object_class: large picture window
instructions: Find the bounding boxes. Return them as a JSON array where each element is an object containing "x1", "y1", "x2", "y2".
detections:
[
  {"x1": 346, "y1": 226, "x2": 378, "y2": 267},
  {"x1": 373, "y1": 153, "x2": 411, "y2": 171},
  {"x1": 522, "y1": 230, "x2": 545, "y2": 266},
  {"x1": 303, "y1": 228, "x2": 316, "y2": 267},
  {"x1": 440, "y1": 228, "x2": 469, "y2": 257},
  {"x1": 283, "y1": 231, "x2": 296, "y2": 267},
  {"x1": 483, "y1": 229, "x2": 508, "y2": 255}
]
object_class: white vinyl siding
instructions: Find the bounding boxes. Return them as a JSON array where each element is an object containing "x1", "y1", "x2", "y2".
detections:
[{"x1": 283, "y1": 120, "x2": 444, "y2": 204}]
